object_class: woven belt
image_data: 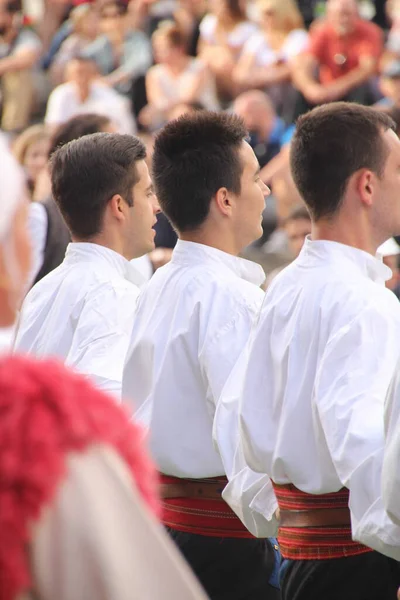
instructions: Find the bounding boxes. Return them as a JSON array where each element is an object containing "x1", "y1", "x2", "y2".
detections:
[
  {"x1": 279, "y1": 507, "x2": 351, "y2": 528},
  {"x1": 161, "y1": 479, "x2": 225, "y2": 500}
]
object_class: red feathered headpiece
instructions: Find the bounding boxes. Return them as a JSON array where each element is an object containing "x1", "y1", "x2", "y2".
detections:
[{"x1": 0, "y1": 355, "x2": 160, "y2": 600}]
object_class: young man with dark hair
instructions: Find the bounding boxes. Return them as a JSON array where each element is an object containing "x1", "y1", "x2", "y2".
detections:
[
  {"x1": 15, "y1": 132, "x2": 159, "y2": 399},
  {"x1": 122, "y1": 111, "x2": 280, "y2": 600},
  {"x1": 237, "y1": 102, "x2": 400, "y2": 599},
  {"x1": 29, "y1": 113, "x2": 114, "y2": 286}
]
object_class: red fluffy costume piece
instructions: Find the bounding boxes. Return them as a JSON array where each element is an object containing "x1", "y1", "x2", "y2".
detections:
[{"x1": 0, "y1": 355, "x2": 160, "y2": 600}]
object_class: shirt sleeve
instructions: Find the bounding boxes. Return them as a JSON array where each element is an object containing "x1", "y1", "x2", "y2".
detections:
[
  {"x1": 314, "y1": 301, "x2": 400, "y2": 558},
  {"x1": 357, "y1": 23, "x2": 383, "y2": 59},
  {"x1": 199, "y1": 14, "x2": 216, "y2": 44},
  {"x1": 31, "y1": 446, "x2": 208, "y2": 600},
  {"x1": 45, "y1": 87, "x2": 68, "y2": 125},
  {"x1": 203, "y1": 287, "x2": 278, "y2": 537},
  {"x1": 214, "y1": 343, "x2": 278, "y2": 536},
  {"x1": 65, "y1": 284, "x2": 140, "y2": 399},
  {"x1": 382, "y1": 363, "x2": 400, "y2": 527},
  {"x1": 306, "y1": 24, "x2": 327, "y2": 61}
]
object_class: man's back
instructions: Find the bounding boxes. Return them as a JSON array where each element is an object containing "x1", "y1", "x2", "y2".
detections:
[
  {"x1": 240, "y1": 238, "x2": 400, "y2": 542},
  {"x1": 15, "y1": 243, "x2": 142, "y2": 396},
  {"x1": 123, "y1": 240, "x2": 264, "y2": 478}
]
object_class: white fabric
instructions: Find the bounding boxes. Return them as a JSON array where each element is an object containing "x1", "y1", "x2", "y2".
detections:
[
  {"x1": 243, "y1": 29, "x2": 309, "y2": 66},
  {"x1": 122, "y1": 240, "x2": 277, "y2": 536},
  {"x1": 199, "y1": 14, "x2": 258, "y2": 49},
  {"x1": 31, "y1": 445, "x2": 207, "y2": 600},
  {"x1": 14, "y1": 243, "x2": 144, "y2": 398},
  {"x1": 237, "y1": 236, "x2": 400, "y2": 540},
  {"x1": 378, "y1": 237, "x2": 400, "y2": 257},
  {"x1": 45, "y1": 82, "x2": 137, "y2": 134},
  {"x1": 149, "y1": 59, "x2": 220, "y2": 111}
]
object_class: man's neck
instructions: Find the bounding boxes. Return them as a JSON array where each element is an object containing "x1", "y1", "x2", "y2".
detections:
[
  {"x1": 180, "y1": 230, "x2": 240, "y2": 257},
  {"x1": 311, "y1": 218, "x2": 383, "y2": 256}
]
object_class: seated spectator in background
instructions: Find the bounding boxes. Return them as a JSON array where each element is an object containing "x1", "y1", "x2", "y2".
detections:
[
  {"x1": 233, "y1": 90, "x2": 294, "y2": 168},
  {"x1": 12, "y1": 124, "x2": 50, "y2": 199},
  {"x1": 263, "y1": 204, "x2": 311, "y2": 288},
  {"x1": 292, "y1": 0, "x2": 382, "y2": 116},
  {"x1": 384, "y1": 0, "x2": 400, "y2": 61},
  {"x1": 82, "y1": 0, "x2": 152, "y2": 96},
  {"x1": 139, "y1": 22, "x2": 218, "y2": 130},
  {"x1": 15, "y1": 132, "x2": 160, "y2": 398},
  {"x1": 45, "y1": 56, "x2": 136, "y2": 134},
  {"x1": 234, "y1": 0, "x2": 308, "y2": 121},
  {"x1": 28, "y1": 113, "x2": 114, "y2": 287},
  {"x1": 378, "y1": 60, "x2": 400, "y2": 111},
  {"x1": 174, "y1": 0, "x2": 207, "y2": 56},
  {"x1": 167, "y1": 100, "x2": 205, "y2": 120},
  {"x1": 49, "y1": 3, "x2": 99, "y2": 85},
  {"x1": 283, "y1": 204, "x2": 311, "y2": 257},
  {"x1": 0, "y1": 0, "x2": 42, "y2": 132},
  {"x1": 378, "y1": 237, "x2": 400, "y2": 297},
  {"x1": 198, "y1": 0, "x2": 258, "y2": 102}
]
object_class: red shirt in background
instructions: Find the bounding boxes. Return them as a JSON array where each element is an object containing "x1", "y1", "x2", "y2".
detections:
[{"x1": 307, "y1": 19, "x2": 383, "y2": 84}]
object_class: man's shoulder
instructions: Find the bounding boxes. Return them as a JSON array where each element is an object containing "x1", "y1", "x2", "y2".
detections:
[{"x1": 356, "y1": 18, "x2": 383, "y2": 39}]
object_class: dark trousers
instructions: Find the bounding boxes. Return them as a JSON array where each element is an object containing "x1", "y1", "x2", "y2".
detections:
[
  {"x1": 280, "y1": 551, "x2": 400, "y2": 600},
  {"x1": 166, "y1": 528, "x2": 282, "y2": 600},
  {"x1": 292, "y1": 83, "x2": 377, "y2": 122}
]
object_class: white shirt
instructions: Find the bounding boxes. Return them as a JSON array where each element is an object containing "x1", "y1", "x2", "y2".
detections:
[
  {"x1": 199, "y1": 14, "x2": 258, "y2": 51},
  {"x1": 237, "y1": 237, "x2": 400, "y2": 538},
  {"x1": 122, "y1": 241, "x2": 276, "y2": 535},
  {"x1": 45, "y1": 81, "x2": 137, "y2": 135},
  {"x1": 14, "y1": 243, "x2": 144, "y2": 398},
  {"x1": 31, "y1": 445, "x2": 207, "y2": 600},
  {"x1": 243, "y1": 29, "x2": 309, "y2": 66}
]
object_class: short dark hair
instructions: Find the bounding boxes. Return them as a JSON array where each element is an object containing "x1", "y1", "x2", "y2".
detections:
[
  {"x1": 290, "y1": 102, "x2": 395, "y2": 221},
  {"x1": 51, "y1": 133, "x2": 146, "y2": 238},
  {"x1": 152, "y1": 111, "x2": 247, "y2": 232},
  {"x1": 49, "y1": 113, "x2": 111, "y2": 157}
]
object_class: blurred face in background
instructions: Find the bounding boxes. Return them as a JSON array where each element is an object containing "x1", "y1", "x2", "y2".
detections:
[
  {"x1": 24, "y1": 137, "x2": 50, "y2": 185},
  {"x1": 327, "y1": 0, "x2": 358, "y2": 36},
  {"x1": 154, "y1": 35, "x2": 186, "y2": 66},
  {"x1": 74, "y1": 7, "x2": 99, "y2": 40},
  {"x1": 65, "y1": 58, "x2": 97, "y2": 95},
  {"x1": 285, "y1": 216, "x2": 311, "y2": 257},
  {"x1": 99, "y1": 2, "x2": 126, "y2": 36}
]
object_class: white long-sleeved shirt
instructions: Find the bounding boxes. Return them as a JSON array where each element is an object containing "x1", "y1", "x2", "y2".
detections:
[
  {"x1": 237, "y1": 237, "x2": 400, "y2": 544},
  {"x1": 14, "y1": 243, "x2": 144, "y2": 398},
  {"x1": 122, "y1": 240, "x2": 277, "y2": 536}
]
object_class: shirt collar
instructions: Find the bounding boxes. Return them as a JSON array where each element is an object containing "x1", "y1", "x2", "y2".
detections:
[
  {"x1": 298, "y1": 236, "x2": 392, "y2": 284},
  {"x1": 64, "y1": 242, "x2": 145, "y2": 287},
  {"x1": 172, "y1": 240, "x2": 265, "y2": 286}
]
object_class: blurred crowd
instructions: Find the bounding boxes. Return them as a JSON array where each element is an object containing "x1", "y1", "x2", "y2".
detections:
[{"x1": 2, "y1": 0, "x2": 400, "y2": 287}]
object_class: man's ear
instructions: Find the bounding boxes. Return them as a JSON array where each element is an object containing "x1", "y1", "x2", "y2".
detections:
[
  {"x1": 214, "y1": 187, "x2": 234, "y2": 217},
  {"x1": 108, "y1": 194, "x2": 126, "y2": 221},
  {"x1": 354, "y1": 169, "x2": 375, "y2": 208}
]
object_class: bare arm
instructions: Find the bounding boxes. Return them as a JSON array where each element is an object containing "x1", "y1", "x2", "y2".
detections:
[
  {"x1": 0, "y1": 46, "x2": 40, "y2": 75},
  {"x1": 234, "y1": 52, "x2": 291, "y2": 89}
]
